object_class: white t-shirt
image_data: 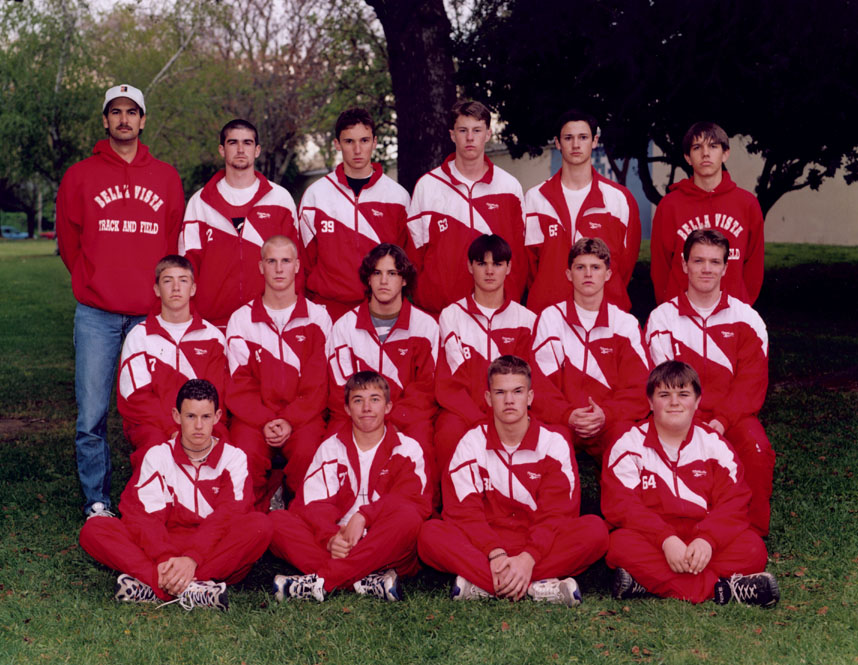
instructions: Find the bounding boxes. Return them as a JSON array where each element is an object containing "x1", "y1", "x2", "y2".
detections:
[
  {"x1": 264, "y1": 302, "x2": 296, "y2": 331},
  {"x1": 659, "y1": 438, "x2": 680, "y2": 462},
  {"x1": 217, "y1": 177, "x2": 260, "y2": 207},
  {"x1": 476, "y1": 302, "x2": 498, "y2": 320},
  {"x1": 156, "y1": 315, "x2": 193, "y2": 343},
  {"x1": 691, "y1": 299, "x2": 719, "y2": 319},
  {"x1": 338, "y1": 435, "x2": 383, "y2": 526},
  {"x1": 562, "y1": 182, "x2": 590, "y2": 226},
  {"x1": 574, "y1": 303, "x2": 599, "y2": 332}
]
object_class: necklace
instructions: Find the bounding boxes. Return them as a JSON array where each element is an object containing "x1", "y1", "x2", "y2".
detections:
[{"x1": 182, "y1": 439, "x2": 214, "y2": 463}]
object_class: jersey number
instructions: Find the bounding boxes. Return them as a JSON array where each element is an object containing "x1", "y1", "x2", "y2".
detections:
[
  {"x1": 148, "y1": 358, "x2": 156, "y2": 373},
  {"x1": 255, "y1": 349, "x2": 262, "y2": 363},
  {"x1": 206, "y1": 228, "x2": 213, "y2": 243},
  {"x1": 642, "y1": 474, "x2": 657, "y2": 490},
  {"x1": 321, "y1": 220, "x2": 335, "y2": 233},
  {"x1": 549, "y1": 224, "x2": 559, "y2": 237},
  {"x1": 461, "y1": 346, "x2": 471, "y2": 360},
  {"x1": 674, "y1": 342, "x2": 682, "y2": 357}
]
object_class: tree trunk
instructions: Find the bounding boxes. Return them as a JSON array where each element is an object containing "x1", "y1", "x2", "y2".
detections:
[{"x1": 365, "y1": 0, "x2": 456, "y2": 194}]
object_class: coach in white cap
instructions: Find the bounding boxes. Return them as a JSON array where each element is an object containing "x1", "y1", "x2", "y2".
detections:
[{"x1": 56, "y1": 84, "x2": 185, "y2": 520}]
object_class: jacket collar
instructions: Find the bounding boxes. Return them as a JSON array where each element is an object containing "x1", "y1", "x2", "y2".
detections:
[
  {"x1": 249, "y1": 294, "x2": 309, "y2": 326},
  {"x1": 170, "y1": 431, "x2": 224, "y2": 468},
  {"x1": 563, "y1": 293, "x2": 610, "y2": 329},
  {"x1": 675, "y1": 290, "x2": 730, "y2": 319},
  {"x1": 333, "y1": 162, "x2": 384, "y2": 189},
  {"x1": 355, "y1": 299, "x2": 412, "y2": 337},
  {"x1": 485, "y1": 417, "x2": 540, "y2": 452},
  {"x1": 199, "y1": 169, "x2": 273, "y2": 220},
  {"x1": 440, "y1": 153, "x2": 495, "y2": 186}
]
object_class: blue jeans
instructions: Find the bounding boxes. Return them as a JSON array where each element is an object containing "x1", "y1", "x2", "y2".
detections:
[{"x1": 73, "y1": 303, "x2": 144, "y2": 513}]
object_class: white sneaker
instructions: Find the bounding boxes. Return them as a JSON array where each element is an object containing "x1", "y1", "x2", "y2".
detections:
[
  {"x1": 273, "y1": 573, "x2": 326, "y2": 602},
  {"x1": 451, "y1": 575, "x2": 492, "y2": 600},
  {"x1": 159, "y1": 580, "x2": 228, "y2": 611},
  {"x1": 527, "y1": 577, "x2": 582, "y2": 607},
  {"x1": 114, "y1": 574, "x2": 157, "y2": 604},
  {"x1": 86, "y1": 502, "x2": 116, "y2": 520},
  {"x1": 353, "y1": 569, "x2": 402, "y2": 601}
]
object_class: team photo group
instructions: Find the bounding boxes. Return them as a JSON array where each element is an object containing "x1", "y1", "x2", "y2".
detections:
[{"x1": 57, "y1": 83, "x2": 778, "y2": 612}]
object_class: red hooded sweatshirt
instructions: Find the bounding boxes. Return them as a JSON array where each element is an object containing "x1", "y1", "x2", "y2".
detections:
[
  {"x1": 57, "y1": 139, "x2": 184, "y2": 315},
  {"x1": 650, "y1": 171, "x2": 764, "y2": 306}
]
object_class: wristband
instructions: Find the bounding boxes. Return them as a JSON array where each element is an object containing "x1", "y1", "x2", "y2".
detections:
[{"x1": 488, "y1": 551, "x2": 507, "y2": 561}]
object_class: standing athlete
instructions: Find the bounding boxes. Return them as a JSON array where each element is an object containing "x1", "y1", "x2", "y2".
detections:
[
  {"x1": 525, "y1": 109, "x2": 640, "y2": 313},
  {"x1": 180, "y1": 119, "x2": 300, "y2": 328}
]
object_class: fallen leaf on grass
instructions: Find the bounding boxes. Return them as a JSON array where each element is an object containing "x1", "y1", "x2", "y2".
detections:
[
  {"x1": 595, "y1": 643, "x2": 605, "y2": 649},
  {"x1": 501, "y1": 621, "x2": 510, "y2": 632},
  {"x1": 622, "y1": 606, "x2": 631, "y2": 613},
  {"x1": 342, "y1": 607, "x2": 351, "y2": 614},
  {"x1": 632, "y1": 646, "x2": 640, "y2": 655},
  {"x1": 786, "y1": 605, "x2": 799, "y2": 611},
  {"x1": 754, "y1": 627, "x2": 762, "y2": 634},
  {"x1": 425, "y1": 614, "x2": 435, "y2": 621},
  {"x1": 818, "y1": 606, "x2": 828, "y2": 615}
]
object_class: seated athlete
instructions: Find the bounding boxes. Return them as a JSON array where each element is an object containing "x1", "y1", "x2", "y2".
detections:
[
  {"x1": 645, "y1": 228, "x2": 774, "y2": 535},
  {"x1": 434, "y1": 234, "x2": 536, "y2": 473},
  {"x1": 270, "y1": 371, "x2": 430, "y2": 602},
  {"x1": 327, "y1": 243, "x2": 438, "y2": 453},
  {"x1": 531, "y1": 238, "x2": 650, "y2": 461},
  {"x1": 419, "y1": 355, "x2": 609, "y2": 606},
  {"x1": 602, "y1": 361, "x2": 779, "y2": 607},
  {"x1": 226, "y1": 235, "x2": 331, "y2": 509},
  {"x1": 78, "y1": 379, "x2": 272, "y2": 610},
  {"x1": 118, "y1": 255, "x2": 227, "y2": 464}
]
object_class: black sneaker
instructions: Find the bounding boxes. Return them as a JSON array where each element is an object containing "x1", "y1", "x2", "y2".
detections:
[
  {"x1": 714, "y1": 572, "x2": 779, "y2": 608},
  {"x1": 612, "y1": 568, "x2": 649, "y2": 600}
]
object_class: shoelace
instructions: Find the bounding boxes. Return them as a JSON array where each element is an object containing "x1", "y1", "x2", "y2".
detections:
[
  {"x1": 726, "y1": 573, "x2": 758, "y2": 605},
  {"x1": 529, "y1": 581, "x2": 560, "y2": 600},
  {"x1": 157, "y1": 584, "x2": 215, "y2": 611}
]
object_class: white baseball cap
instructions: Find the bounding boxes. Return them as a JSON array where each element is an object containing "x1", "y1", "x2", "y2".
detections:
[{"x1": 103, "y1": 84, "x2": 146, "y2": 114}]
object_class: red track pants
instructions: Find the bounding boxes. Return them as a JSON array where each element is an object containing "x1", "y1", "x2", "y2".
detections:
[
  {"x1": 79, "y1": 512, "x2": 272, "y2": 601},
  {"x1": 417, "y1": 515, "x2": 609, "y2": 593},
  {"x1": 230, "y1": 417, "x2": 326, "y2": 509},
  {"x1": 269, "y1": 501, "x2": 423, "y2": 592},
  {"x1": 606, "y1": 527, "x2": 768, "y2": 604}
]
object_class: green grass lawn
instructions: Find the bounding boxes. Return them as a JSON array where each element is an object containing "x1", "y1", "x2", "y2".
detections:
[{"x1": 1, "y1": 238, "x2": 857, "y2": 665}]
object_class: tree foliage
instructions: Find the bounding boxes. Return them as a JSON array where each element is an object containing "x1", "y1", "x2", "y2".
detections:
[
  {"x1": 456, "y1": 0, "x2": 858, "y2": 216},
  {"x1": 0, "y1": 0, "x2": 394, "y2": 235}
]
